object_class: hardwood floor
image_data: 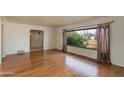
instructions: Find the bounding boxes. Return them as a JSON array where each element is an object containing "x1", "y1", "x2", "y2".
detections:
[{"x1": 0, "y1": 49, "x2": 124, "y2": 77}]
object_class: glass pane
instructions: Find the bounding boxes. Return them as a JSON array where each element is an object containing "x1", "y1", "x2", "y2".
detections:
[{"x1": 67, "y1": 28, "x2": 97, "y2": 49}]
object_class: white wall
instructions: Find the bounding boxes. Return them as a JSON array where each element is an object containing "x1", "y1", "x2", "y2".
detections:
[
  {"x1": 56, "y1": 17, "x2": 124, "y2": 67},
  {"x1": 3, "y1": 22, "x2": 57, "y2": 56},
  {"x1": 67, "y1": 46, "x2": 97, "y2": 59}
]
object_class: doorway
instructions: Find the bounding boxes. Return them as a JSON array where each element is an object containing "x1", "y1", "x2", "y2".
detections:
[{"x1": 30, "y1": 30, "x2": 44, "y2": 52}]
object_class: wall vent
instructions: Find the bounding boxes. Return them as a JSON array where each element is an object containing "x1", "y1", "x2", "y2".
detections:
[{"x1": 17, "y1": 50, "x2": 25, "y2": 55}]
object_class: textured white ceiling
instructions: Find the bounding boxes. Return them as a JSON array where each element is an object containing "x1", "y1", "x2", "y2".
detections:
[{"x1": 5, "y1": 16, "x2": 99, "y2": 27}]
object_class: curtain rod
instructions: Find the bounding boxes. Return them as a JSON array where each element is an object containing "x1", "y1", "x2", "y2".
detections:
[{"x1": 64, "y1": 21, "x2": 114, "y2": 31}]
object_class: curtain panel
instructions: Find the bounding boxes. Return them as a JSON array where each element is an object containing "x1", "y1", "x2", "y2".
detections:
[
  {"x1": 97, "y1": 23, "x2": 111, "y2": 64},
  {"x1": 63, "y1": 30, "x2": 67, "y2": 52}
]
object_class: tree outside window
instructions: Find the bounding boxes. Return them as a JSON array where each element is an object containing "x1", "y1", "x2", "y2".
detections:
[{"x1": 67, "y1": 28, "x2": 97, "y2": 50}]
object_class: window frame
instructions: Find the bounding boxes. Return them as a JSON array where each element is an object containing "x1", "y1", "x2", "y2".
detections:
[{"x1": 66, "y1": 27, "x2": 98, "y2": 50}]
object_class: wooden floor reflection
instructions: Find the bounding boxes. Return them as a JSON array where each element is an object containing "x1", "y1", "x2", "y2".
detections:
[{"x1": 0, "y1": 49, "x2": 124, "y2": 77}]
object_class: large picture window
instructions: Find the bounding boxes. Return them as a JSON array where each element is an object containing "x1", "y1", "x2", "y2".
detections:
[{"x1": 67, "y1": 28, "x2": 97, "y2": 50}]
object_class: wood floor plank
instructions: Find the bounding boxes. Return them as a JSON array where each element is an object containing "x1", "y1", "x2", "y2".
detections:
[{"x1": 0, "y1": 49, "x2": 124, "y2": 77}]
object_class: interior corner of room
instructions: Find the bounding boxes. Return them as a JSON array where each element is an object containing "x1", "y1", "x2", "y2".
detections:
[{"x1": 57, "y1": 16, "x2": 124, "y2": 67}]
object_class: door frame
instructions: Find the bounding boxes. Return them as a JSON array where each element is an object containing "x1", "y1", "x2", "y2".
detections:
[{"x1": 29, "y1": 30, "x2": 44, "y2": 52}]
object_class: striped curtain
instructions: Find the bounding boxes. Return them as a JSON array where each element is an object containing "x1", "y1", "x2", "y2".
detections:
[{"x1": 97, "y1": 23, "x2": 111, "y2": 64}]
